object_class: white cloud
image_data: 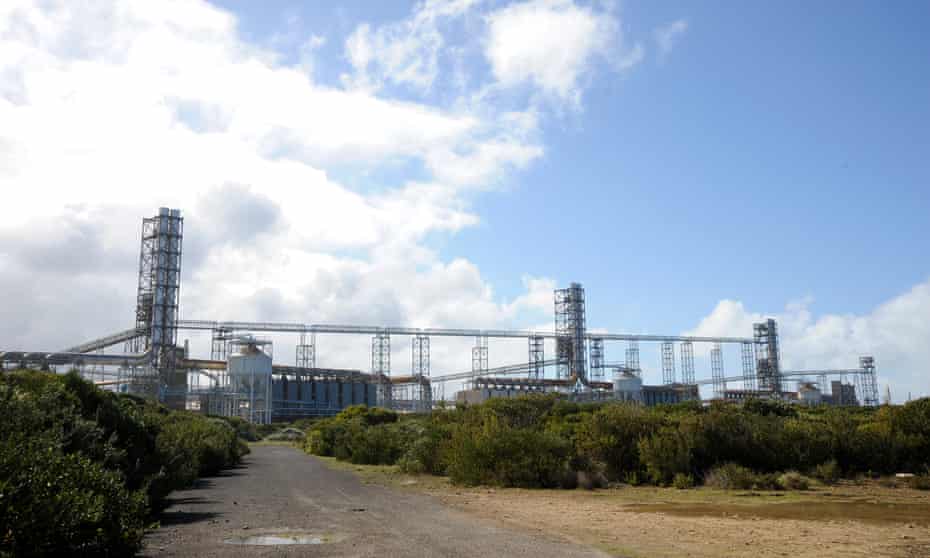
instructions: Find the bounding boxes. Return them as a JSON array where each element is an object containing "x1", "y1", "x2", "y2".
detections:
[
  {"x1": 483, "y1": 0, "x2": 640, "y2": 104},
  {"x1": 685, "y1": 280, "x2": 930, "y2": 401},
  {"x1": 342, "y1": 0, "x2": 483, "y2": 92},
  {"x1": 654, "y1": 18, "x2": 688, "y2": 60},
  {"x1": 0, "y1": 0, "x2": 554, "y2": 379}
]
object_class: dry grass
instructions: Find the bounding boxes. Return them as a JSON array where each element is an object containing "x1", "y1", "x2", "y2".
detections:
[{"x1": 315, "y1": 458, "x2": 930, "y2": 558}]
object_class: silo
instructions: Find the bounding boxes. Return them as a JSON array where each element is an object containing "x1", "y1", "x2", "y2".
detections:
[
  {"x1": 613, "y1": 370, "x2": 643, "y2": 402},
  {"x1": 228, "y1": 344, "x2": 273, "y2": 424}
]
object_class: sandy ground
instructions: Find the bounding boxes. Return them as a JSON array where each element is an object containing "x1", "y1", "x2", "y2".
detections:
[
  {"x1": 141, "y1": 444, "x2": 608, "y2": 557},
  {"x1": 401, "y1": 477, "x2": 930, "y2": 558}
]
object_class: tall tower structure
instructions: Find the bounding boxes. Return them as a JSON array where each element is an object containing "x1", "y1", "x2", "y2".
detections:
[
  {"x1": 554, "y1": 282, "x2": 587, "y2": 382},
  {"x1": 754, "y1": 318, "x2": 781, "y2": 393},
  {"x1": 130, "y1": 208, "x2": 184, "y2": 405}
]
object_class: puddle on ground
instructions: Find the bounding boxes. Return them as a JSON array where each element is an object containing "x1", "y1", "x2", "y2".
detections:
[
  {"x1": 225, "y1": 533, "x2": 341, "y2": 546},
  {"x1": 624, "y1": 501, "x2": 930, "y2": 526}
]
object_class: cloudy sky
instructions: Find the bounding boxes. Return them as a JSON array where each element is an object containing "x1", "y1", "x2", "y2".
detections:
[{"x1": 1, "y1": 0, "x2": 928, "y2": 400}]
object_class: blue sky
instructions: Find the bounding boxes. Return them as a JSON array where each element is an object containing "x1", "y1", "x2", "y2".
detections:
[
  {"x1": 214, "y1": 0, "x2": 930, "y2": 331},
  {"x1": 1, "y1": 0, "x2": 927, "y2": 399}
]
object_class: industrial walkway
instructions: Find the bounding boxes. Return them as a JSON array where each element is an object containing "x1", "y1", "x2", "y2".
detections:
[{"x1": 142, "y1": 444, "x2": 608, "y2": 557}]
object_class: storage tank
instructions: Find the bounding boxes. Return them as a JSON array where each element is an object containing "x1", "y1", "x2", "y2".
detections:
[
  {"x1": 228, "y1": 342, "x2": 273, "y2": 423},
  {"x1": 613, "y1": 370, "x2": 643, "y2": 402},
  {"x1": 798, "y1": 382, "x2": 822, "y2": 406}
]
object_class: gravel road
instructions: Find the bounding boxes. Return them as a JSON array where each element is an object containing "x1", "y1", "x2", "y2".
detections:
[{"x1": 142, "y1": 444, "x2": 609, "y2": 557}]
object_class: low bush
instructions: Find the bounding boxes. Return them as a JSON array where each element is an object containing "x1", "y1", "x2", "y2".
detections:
[
  {"x1": 814, "y1": 459, "x2": 841, "y2": 484},
  {"x1": 446, "y1": 425, "x2": 570, "y2": 488},
  {"x1": 638, "y1": 426, "x2": 696, "y2": 485},
  {"x1": 777, "y1": 471, "x2": 811, "y2": 490},
  {"x1": 673, "y1": 472, "x2": 695, "y2": 489},
  {"x1": 704, "y1": 463, "x2": 758, "y2": 490},
  {"x1": 305, "y1": 393, "x2": 930, "y2": 493}
]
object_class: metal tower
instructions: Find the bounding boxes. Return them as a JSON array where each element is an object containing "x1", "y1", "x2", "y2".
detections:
[
  {"x1": 554, "y1": 283, "x2": 587, "y2": 381},
  {"x1": 661, "y1": 341, "x2": 676, "y2": 384},
  {"x1": 528, "y1": 335, "x2": 544, "y2": 379},
  {"x1": 754, "y1": 319, "x2": 782, "y2": 393},
  {"x1": 625, "y1": 340, "x2": 640, "y2": 377},
  {"x1": 858, "y1": 356, "x2": 879, "y2": 407},
  {"x1": 589, "y1": 337, "x2": 604, "y2": 380},
  {"x1": 680, "y1": 341, "x2": 695, "y2": 384},
  {"x1": 129, "y1": 208, "x2": 183, "y2": 404},
  {"x1": 710, "y1": 343, "x2": 725, "y2": 398}
]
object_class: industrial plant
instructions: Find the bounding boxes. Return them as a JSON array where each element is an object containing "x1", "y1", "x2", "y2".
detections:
[{"x1": 1, "y1": 208, "x2": 881, "y2": 422}]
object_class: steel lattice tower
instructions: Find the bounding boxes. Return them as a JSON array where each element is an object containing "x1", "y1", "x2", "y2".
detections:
[
  {"x1": 554, "y1": 283, "x2": 587, "y2": 381},
  {"x1": 528, "y1": 336, "x2": 544, "y2": 379},
  {"x1": 625, "y1": 340, "x2": 640, "y2": 377},
  {"x1": 710, "y1": 343, "x2": 725, "y2": 398},
  {"x1": 129, "y1": 208, "x2": 183, "y2": 404},
  {"x1": 680, "y1": 341, "x2": 695, "y2": 384},
  {"x1": 661, "y1": 341, "x2": 676, "y2": 384},
  {"x1": 753, "y1": 319, "x2": 782, "y2": 393}
]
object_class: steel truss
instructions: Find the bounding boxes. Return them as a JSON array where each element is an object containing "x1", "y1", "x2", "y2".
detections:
[
  {"x1": 680, "y1": 341, "x2": 695, "y2": 384},
  {"x1": 710, "y1": 343, "x2": 725, "y2": 398},
  {"x1": 661, "y1": 341, "x2": 676, "y2": 384},
  {"x1": 528, "y1": 336, "x2": 544, "y2": 379}
]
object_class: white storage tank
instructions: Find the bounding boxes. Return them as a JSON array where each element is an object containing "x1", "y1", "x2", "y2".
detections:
[
  {"x1": 798, "y1": 382, "x2": 822, "y2": 406},
  {"x1": 613, "y1": 370, "x2": 643, "y2": 402},
  {"x1": 228, "y1": 342, "x2": 273, "y2": 423}
]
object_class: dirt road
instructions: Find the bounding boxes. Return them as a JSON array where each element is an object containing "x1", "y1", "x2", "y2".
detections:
[{"x1": 142, "y1": 444, "x2": 608, "y2": 557}]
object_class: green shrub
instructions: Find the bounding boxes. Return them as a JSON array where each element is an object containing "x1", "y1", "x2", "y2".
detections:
[
  {"x1": 638, "y1": 426, "x2": 696, "y2": 485},
  {"x1": 777, "y1": 471, "x2": 811, "y2": 490},
  {"x1": 623, "y1": 471, "x2": 644, "y2": 486},
  {"x1": 0, "y1": 438, "x2": 147, "y2": 556},
  {"x1": 573, "y1": 403, "x2": 659, "y2": 482},
  {"x1": 446, "y1": 425, "x2": 570, "y2": 488},
  {"x1": 704, "y1": 463, "x2": 757, "y2": 490},
  {"x1": 0, "y1": 370, "x2": 246, "y2": 556},
  {"x1": 673, "y1": 472, "x2": 695, "y2": 489},
  {"x1": 814, "y1": 460, "x2": 841, "y2": 484},
  {"x1": 397, "y1": 422, "x2": 451, "y2": 475}
]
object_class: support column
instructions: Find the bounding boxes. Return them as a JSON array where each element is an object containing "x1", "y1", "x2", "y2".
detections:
[
  {"x1": 472, "y1": 336, "x2": 488, "y2": 377},
  {"x1": 661, "y1": 341, "x2": 676, "y2": 385},
  {"x1": 625, "y1": 340, "x2": 640, "y2": 376},
  {"x1": 680, "y1": 341, "x2": 695, "y2": 385},
  {"x1": 528, "y1": 335, "x2": 544, "y2": 379},
  {"x1": 710, "y1": 343, "x2": 725, "y2": 398},
  {"x1": 371, "y1": 333, "x2": 391, "y2": 408},
  {"x1": 741, "y1": 342, "x2": 756, "y2": 391},
  {"x1": 296, "y1": 330, "x2": 316, "y2": 368},
  {"x1": 589, "y1": 338, "x2": 604, "y2": 381},
  {"x1": 412, "y1": 335, "x2": 430, "y2": 378}
]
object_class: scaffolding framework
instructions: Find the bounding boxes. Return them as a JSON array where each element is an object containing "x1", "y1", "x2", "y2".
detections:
[
  {"x1": 710, "y1": 343, "x2": 725, "y2": 398},
  {"x1": 625, "y1": 340, "x2": 640, "y2": 376},
  {"x1": 589, "y1": 337, "x2": 604, "y2": 380},
  {"x1": 296, "y1": 331, "x2": 316, "y2": 369},
  {"x1": 754, "y1": 319, "x2": 782, "y2": 393},
  {"x1": 412, "y1": 335, "x2": 430, "y2": 378},
  {"x1": 741, "y1": 342, "x2": 757, "y2": 391},
  {"x1": 554, "y1": 283, "x2": 587, "y2": 381},
  {"x1": 528, "y1": 335, "x2": 544, "y2": 379},
  {"x1": 859, "y1": 356, "x2": 879, "y2": 406},
  {"x1": 472, "y1": 336, "x2": 488, "y2": 376},
  {"x1": 371, "y1": 333, "x2": 390, "y2": 375},
  {"x1": 661, "y1": 341, "x2": 676, "y2": 385},
  {"x1": 680, "y1": 341, "x2": 695, "y2": 385},
  {"x1": 211, "y1": 327, "x2": 231, "y2": 361}
]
